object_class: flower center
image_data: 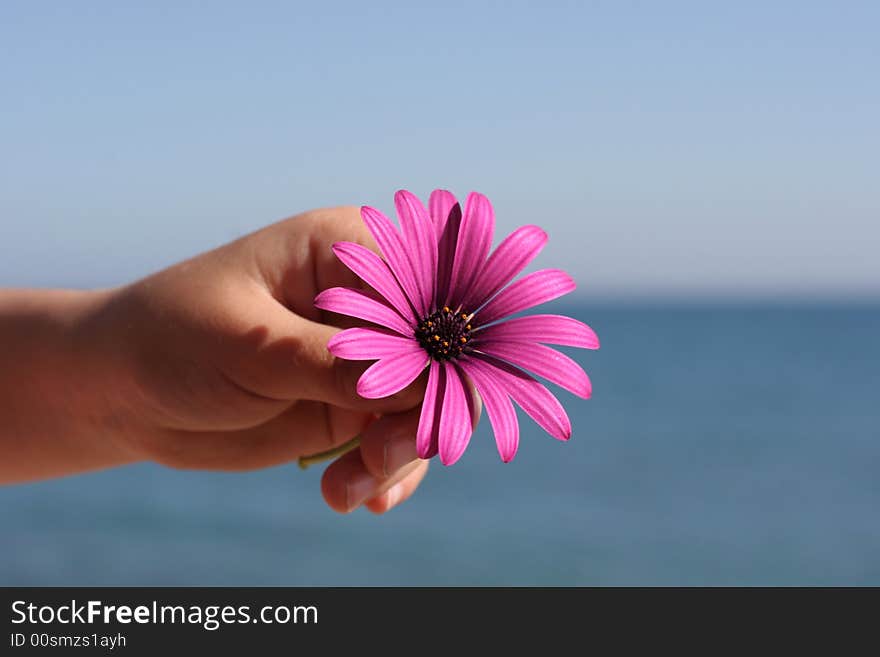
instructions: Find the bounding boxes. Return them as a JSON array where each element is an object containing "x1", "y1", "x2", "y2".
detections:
[{"x1": 415, "y1": 306, "x2": 473, "y2": 361}]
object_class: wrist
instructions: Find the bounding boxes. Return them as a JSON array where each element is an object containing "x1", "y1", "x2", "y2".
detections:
[
  {"x1": 0, "y1": 287, "x2": 142, "y2": 482},
  {"x1": 68, "y1": 286, "x2": 150, "y2": 469}
]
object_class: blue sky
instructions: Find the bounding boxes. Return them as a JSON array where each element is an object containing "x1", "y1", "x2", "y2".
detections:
[{"x1": 2, "y1": 1, "x2": 878, "y2": 298}]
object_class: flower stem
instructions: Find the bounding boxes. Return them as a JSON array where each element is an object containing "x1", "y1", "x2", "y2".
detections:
[{"x1": 297, "y1": 436, "x2": 361, "y2": 470}]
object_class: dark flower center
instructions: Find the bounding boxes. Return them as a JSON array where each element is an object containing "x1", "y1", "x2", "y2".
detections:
[{"x1": 415, "y1": 306, "x2": 473, "y2": 361}]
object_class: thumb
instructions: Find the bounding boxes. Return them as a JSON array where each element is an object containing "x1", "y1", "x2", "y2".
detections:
[{"x1": 233, "y1": 298, "x2": 428, "y2": 414}]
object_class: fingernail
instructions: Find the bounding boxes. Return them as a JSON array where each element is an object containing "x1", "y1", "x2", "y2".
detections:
[
  {"x1": 384, "y1": 437, "x2": 418, "y2": 476},
  {"x1": 385, "y1": 482, "x2": 404, "y2": 509},
  {"x1": 345, "y1": 472, "x2": 377, "y2": 512}
]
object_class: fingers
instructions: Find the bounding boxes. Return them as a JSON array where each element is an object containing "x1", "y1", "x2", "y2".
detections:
[
  {"x1": 363, "y1": 461, "x2": 429, "y2": 514},
  {"x1": 142, "y1": 401, "x2": 371, "y2": 471},
  {"x1": 319, "y1": 375, "x2": 487, "y2": 513},
  {"x1": 321, "y1": 450, "x2": 429, "y2": 514},
  {"x1": 216, "y1": 206, "x2": 427, "y2": 414},
  {"x1": 320, "y1": 405, "x2": 430, "y2": 513},
  {"x1": 357, "y1": 405, "x2": 421, "y2": 478}
]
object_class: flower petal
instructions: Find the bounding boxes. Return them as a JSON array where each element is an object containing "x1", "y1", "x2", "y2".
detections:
[
  {"x1": 360, "y1": 206, "x2": 426, "y2": 317},
  {"x1": 428, "y1": 189, "x2": 458, "y2": 237},
  {"x1": 467, "y1": 353, "x2": 571, "y2": 441},
  {"x1": 395, "y1": 190, "x2": 438, "y2": 314},
  {"x1": 475, "y1": 314, "x2": 600, "y2": 349},
  {"x1": 328, "y1": 327, "x2": 418, "y2": 360},
  {"x1": 458, "y1": 358, "x2": 520, "y2": 463},
  {"x1": 315, "y1": 287, "x2": 414, "y2": 336},
  {"x1": 473, "y1": 341, "x2": 592, "y2": 399},
  {"x1": 416, "y1": 359, "x2": 444, "y2": 459},
  {"x1": 356, "y1": 348, "x2": 429, "y2": 399},
  {"x1": 331, "y1": 241, "x2": 416, "y2": 323},
  {"x1": 446, "y1": 192, "x2": 495, "y2": 309},
  {"x1": 437, "y1": 362, "x2": 474, "y2": 465},
  {"x1": 475, "y1": 269, "x2": 576, "y2": 325},
  {"x1": 429, "y1": 189, "x2": 461, "y2": 304},
  {"x1": 462, "y1": 225, "x2": 547, "y2": 311}
]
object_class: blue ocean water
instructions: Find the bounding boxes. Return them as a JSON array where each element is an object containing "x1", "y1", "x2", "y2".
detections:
[{"x1": 2, "y1": 304, "x2": 878, "y2": 585}]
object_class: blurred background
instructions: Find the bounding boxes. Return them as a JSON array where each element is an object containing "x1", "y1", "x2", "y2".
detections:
[{"x1": 1, "y1": 1, "x2": 877, "y2": 584}]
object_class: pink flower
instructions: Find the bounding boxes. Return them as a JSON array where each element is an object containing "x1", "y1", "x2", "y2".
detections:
[{"x1": 315, "y1": 190, "x2": 599, "y2": 465}]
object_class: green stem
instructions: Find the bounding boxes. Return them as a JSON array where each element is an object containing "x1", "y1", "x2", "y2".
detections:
[{"x1": 298, "y1": 436, "x2": 361, "y2": 470}]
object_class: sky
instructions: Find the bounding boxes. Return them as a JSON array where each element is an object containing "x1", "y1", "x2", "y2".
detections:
[{"x1": 1, "y1": 1, "x2": 878, "y2": 299}]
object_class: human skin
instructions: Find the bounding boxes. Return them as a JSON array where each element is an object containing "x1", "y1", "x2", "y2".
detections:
[{"x1": 0, "y1": 207, "x2": 465, "y2": 513}]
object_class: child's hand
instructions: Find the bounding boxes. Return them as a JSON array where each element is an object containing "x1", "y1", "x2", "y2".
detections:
[{"x1": 1, "y1": 208, "x2": 447, "y2": 514}]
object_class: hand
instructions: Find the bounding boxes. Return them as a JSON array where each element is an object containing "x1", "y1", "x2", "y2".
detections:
[{"x1": 1, "y1": 208, "x2": 442, "y2": 513}]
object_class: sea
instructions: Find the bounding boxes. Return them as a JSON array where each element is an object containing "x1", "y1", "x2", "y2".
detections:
[{"x1": 2, "y1": 303, "x2": 878, "y2": 585}]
